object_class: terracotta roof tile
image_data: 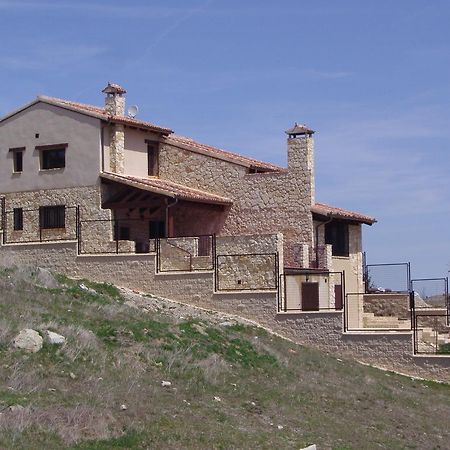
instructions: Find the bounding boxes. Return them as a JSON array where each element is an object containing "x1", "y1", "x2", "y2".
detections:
[
  {"x1": 166, "y1": 135, "x2": 285, "y2": 172},
  {"x1": 312, "y1": 202, "x2": 376, "y2": 225},
  {"x1": 100, "y1": 172, "x2": 232, "y2": 206},
  {"x1": 38, "y1": 96, "x2": 172, "y2": 134}
]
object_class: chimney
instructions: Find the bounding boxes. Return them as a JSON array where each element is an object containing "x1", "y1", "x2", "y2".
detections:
[
  {"x1": 285, "y1": 123, "x2": 315, "y2": 205},
  {"x1": 102, "y1": 82, "x2": 126, "y2": 116},
  {"x1": 102, "y1": 83, "x2": 126, "y2": 173}
]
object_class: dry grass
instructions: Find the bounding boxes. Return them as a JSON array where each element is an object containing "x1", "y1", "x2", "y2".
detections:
[{"x1": 0, "y1": 265, "x2": 449, "y2": 450}]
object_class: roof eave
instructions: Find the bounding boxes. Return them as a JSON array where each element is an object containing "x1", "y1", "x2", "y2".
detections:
[
  {"x1": 100, "y1": 172, "x2": 232, "y2": 206},
  {"x1": 38, "y1": 96, "x2": 106, "y2": 120},
  {"x1": 311, "y1": 209, "x2": 377, "y2": 226},
  {"x1": 0, "y1": 98, "x2": 42, "y2": 124}
]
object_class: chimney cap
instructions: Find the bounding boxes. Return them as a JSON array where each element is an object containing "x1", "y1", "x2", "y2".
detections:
[
  {"x1": 285, "y1": 122, "x2": 315, "y2": 137},
  {"x1": 102, "y1": 82, "x2": 127, "y2": 95}
]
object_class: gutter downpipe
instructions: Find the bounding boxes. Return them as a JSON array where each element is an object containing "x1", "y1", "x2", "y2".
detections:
[
  {"x1": 166, "y1": 197, "x2": 179, "y2": 237},
  {"x1": 314, "y1": 214, "x2": 333, "y2": 269}
]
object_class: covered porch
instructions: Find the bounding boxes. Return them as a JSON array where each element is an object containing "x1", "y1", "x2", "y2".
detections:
[{"x1": 78, "y1": 173, "x2": 232, "y2": 255}]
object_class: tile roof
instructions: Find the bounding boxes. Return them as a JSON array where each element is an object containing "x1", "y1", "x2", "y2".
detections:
[
  {"x1": 166, "y1": 135, "x2": 285, "y2": 172},
  {"x1": 37, "y1": 96, "x2": 173, "y2": 134},
  {"x1": 285, "y1": 122, "x2": 315, "y2": 136},
  {"x1": 100, "y1": 172, "x2": 233, "y2": 206},
  {"x1": 311, "y1": 202, "x2": 376, "y2": 225}
]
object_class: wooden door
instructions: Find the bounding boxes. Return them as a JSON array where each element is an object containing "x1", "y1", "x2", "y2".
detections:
[
  {"x1": 335, "y1": 284, "x2": 343, "y2": 310},
  {"x1": 301, "y1": 282, "x2": 319, "y2": 311}
]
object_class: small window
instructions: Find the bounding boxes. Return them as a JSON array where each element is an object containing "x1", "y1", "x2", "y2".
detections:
[
  {"x1": 147, "y1": 142, "x2": 159, "y2": 176},
  {"x1": 39, "y1": 205, "x2": 65, "y2": 229},
  {"x1": 149, "y1": 220, "x2": 165, "y2": 239},
  {"x1": 14, "y1": 151, "x2": 23, "y2": 173},
  {"x1": 41, "y1": 148, "x2": 66, "y2": 170},
  {"x1": 325, "y1": 221, "x2": 349, "y2": 257},
  {"x1": 13, "y1": 208, "x2": 23, "y2": 231},
  {"x1": 9, "y1": 147, "x2": 25, "y2": 173}
]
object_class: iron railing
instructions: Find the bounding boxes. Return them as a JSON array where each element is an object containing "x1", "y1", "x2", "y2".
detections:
[
  {"x1": 413, "y1": 311, "x2": 450, "y2": 355},
  {"x1": 364, "y1": 261, "x2": 411, "y2": 294},
  {"x1": 2, "y1": 205, "x2": 79, "y2": 245},
  {"x1": 156, "y1": 235, "x2": 215, "y2": 273},
  {"x1": 78, "y1": 218, "x2": 158, "y2": 255},
  {"x1": 278, "y1": 270, "x2": 344, "y2": 313},
  {"x1": 215, "y1": 252, "x2": 279, "y2": 292}
]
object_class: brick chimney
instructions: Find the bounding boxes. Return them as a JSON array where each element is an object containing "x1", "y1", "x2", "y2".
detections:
[
  {"x1": 102, "y1": 83, "x2": 126, "y2": 173},
  {"x1": 285, "y1": 123, "x2": 315, "y2": 205},
  {"x1": 102, "y1": 82, "x2": 126, "y2": 116}
]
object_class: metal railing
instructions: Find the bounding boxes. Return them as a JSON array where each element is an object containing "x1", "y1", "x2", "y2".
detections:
[
  {"x1": 411, "y1": 277, "x2": 449, "y2": 312},
  {"x1": 413, "y1": 312, "x2": 450, "y2": 355},
  {"x1": 2, "y1": 205, "x2": 79, "y2": 245},
  {"x1": 215, "y1": 252, "x2": 279, "y2": 292},
  {"x1": 364, "y1": 261, "x2": 411, "y2": 294},
  {"x1": 156, "y1": 235, "x2": 214, "y2": 273},
  {"x1": 343, "y1": 291, "x2": 413, "y2": 332},
  {"x1": 78, "y1": 218, "x2": 158, "y2": 255},
  {"x1": 278, "y1": 270, "x2": 344, "y2": 313}
]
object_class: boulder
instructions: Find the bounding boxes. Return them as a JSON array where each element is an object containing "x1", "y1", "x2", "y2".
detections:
[
  {"x1": 43, "y1": 330, "x2": 66, "y2": 345},
  {"x1": 12, "y1": 329, "x2": 43, "y2": 353}
]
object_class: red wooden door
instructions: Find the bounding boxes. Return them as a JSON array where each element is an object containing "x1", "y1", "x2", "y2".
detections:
[{"x1": 301, "y1": 282, "x2": 319, "y2": 311}]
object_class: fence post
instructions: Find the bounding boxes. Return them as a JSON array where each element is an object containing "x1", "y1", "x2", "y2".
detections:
[{"x1": 1, "y1": 197, "x2": 6, "y2": 245}]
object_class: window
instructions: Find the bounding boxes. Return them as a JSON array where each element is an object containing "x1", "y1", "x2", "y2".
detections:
[
  {"x1": 13, "y1": 208, "x2": 23, "y2": 231},
  {"x1": 325, "y1": 221, "x2": 349, "y2": 257},
  {"x1": 37, "y1": 143, "x2": 68, "y2": 170},
  {"x1": 149, "y1": 220, "x2": 165, "y2": 239},
  {"x1": 14, "y1": 151, "x2": 23, "y2": 172},
  {"x1": 146, "y1": 141, "x2": 159, "y2": 176},
  {"x1": 9, "y1": 147, "x2": 25, "y2": 173},
  {"x1": 39, "y1": 205, "x2": 65, "y2": 229}
]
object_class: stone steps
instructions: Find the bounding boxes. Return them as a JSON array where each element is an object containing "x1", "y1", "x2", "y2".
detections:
[{"x1": 363, "y1": 312, "x2": 411, "y2": 329}]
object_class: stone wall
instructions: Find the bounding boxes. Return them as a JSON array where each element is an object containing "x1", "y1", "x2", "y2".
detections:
[
  {"x1": 0, "y1": 242, "x2": 449, "y2": 382},
  {"x1": 160, "y1": 137, "x2": 314, "y2": 265}
]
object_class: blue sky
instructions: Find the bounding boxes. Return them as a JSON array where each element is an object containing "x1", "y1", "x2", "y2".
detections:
[{"x1": 0, "y1": 0, "x2": 449, "y2": 279}]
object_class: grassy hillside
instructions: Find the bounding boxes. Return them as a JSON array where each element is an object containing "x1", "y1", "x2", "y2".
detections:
[{"x1": 0, "y1": 266, "x2": 449, "y2": 450}]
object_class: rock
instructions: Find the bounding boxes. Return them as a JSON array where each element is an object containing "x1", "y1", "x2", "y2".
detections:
[
  {"x1": 8, "y1": 405, "x2": 24, "y2": 413},
  {"x1": 12, "y1": 329, "x2": 43, "y2": 353},
  {"x1": 277, "y1": 425, "x2": 284, "y2": 430},
  {"x1": 79, "y1": 283, "x2": 97, "y2": 295},
  {"x1": 43, "y1": 330, "x2": 65, "y2": 345},
  {"x1": 192, "y1": 323, "x2": 208, "y2": 336},
  {"x1": 219, "y1": 321, "x2": 235, "y2": 327},
  {"x1": 120, "y1": 404, "x2": 127, "y2": 411},
  {"x1": 161, "y1": 381, "x2": 172, "y2": 387},
  {"x1": 69, "y1": 372, "x2": 76, "y2": 380},
  {"x1": 33, "y1": 267, "x2": 59, "y2": 289}
]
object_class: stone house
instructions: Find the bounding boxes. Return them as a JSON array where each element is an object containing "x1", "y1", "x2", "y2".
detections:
[
  {"x1": 1, "y1": 83, "x2": 449, "y2": 382},
  {"x1": 0, "y1": 82, "x2": 375, "y2": 312}
]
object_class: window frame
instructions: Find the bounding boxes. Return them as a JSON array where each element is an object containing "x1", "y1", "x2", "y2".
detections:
[
  {"x1": 36, "y1": 143, "x2": 68, "y2": 170},
  {"x1": 9, "y1": 147, "x2": 25, "y2": 173},
  {"x1": 145, "y1": 140, "x2": 159, "y2": 177},
  {"x1": 39, "y1": 205, "x2": 66, "y2": 229},
  {"x1": 325, "y1": 220, "x2": 349, "y2": 257}
]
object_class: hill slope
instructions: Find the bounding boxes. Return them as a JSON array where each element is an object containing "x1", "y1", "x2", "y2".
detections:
[{"x1": 0, "y1": 266, "x2": 449, "y2": 450}]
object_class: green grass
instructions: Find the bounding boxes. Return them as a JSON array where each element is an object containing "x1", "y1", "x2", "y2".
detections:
[{"x1": 0, "y1": 266, "x2": 449, "y2": 449}]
